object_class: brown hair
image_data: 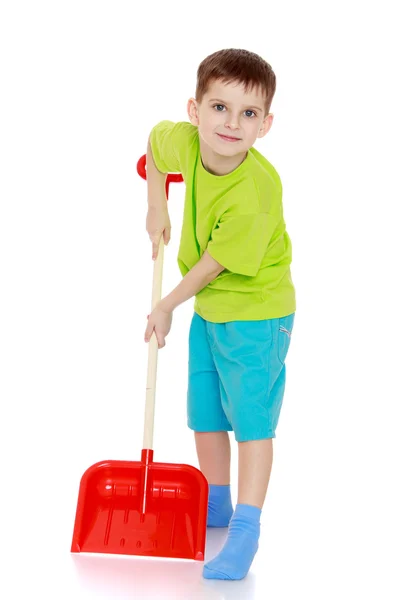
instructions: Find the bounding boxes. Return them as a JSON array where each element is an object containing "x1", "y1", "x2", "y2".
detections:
[{"x1": 195, "y1": 48, "x2": 276, "y2": 114}]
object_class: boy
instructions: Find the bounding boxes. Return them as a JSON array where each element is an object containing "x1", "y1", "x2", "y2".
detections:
[{"x1": 144, "y1": 48, "x2": 296, "y2": 580}]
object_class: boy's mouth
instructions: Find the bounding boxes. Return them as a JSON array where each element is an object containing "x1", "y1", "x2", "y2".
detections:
[{"x1": 216, "y1": 133, "x2": 241, "y2": 142}]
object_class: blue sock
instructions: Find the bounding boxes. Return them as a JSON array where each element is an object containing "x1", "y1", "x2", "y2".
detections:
[
  {"x1": 207, "y1": 484, "x2": 234, "y2": 527},
  {"x1": 203, "y1": 503, "x2": 261, "y2": 580}
]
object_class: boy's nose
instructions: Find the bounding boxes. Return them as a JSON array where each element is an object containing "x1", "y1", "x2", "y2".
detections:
[{"x1": 225, "y1": 119, "x2": 240, "y2": 131}]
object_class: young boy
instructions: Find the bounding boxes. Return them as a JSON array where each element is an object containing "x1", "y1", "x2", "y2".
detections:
[{"x1": 144, "y1": 48, "x2": 296, "y2": 580}]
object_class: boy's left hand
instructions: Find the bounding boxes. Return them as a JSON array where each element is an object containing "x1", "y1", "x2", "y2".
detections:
[{"x1": 144, "y1": 304, "x2": 173, "y2": 349}]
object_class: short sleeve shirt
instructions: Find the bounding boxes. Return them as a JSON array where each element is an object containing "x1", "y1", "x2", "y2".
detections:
[{"x1": 150, "y1": 120, "x2": 296, "y2": 322}]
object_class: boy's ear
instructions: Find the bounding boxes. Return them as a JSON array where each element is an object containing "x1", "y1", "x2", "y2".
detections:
[
  {"x1": 187, "y1": 97, "x2": 200, "y2": 126},
  {"x1": 257, "y1": 113, "x2": 274, "y2": 138}
]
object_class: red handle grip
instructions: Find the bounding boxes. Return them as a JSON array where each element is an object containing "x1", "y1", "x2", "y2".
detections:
[{"x1": 137, "y1": 154, "x2": 183, "y2": 199}]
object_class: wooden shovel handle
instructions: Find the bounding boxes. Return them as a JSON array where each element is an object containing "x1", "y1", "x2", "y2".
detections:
[{"x1": 143, "y1": 237, "x2": 164, "y2": 449}]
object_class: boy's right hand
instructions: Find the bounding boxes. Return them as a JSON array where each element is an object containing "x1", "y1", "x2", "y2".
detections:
[{"x1": 146, "y1": 205, "x2": 171, "y2": 260}]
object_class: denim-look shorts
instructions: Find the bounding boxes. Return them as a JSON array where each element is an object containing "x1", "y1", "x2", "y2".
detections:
[{"x1": 187, "y1": 312, "x2": 295, "y2": 442}]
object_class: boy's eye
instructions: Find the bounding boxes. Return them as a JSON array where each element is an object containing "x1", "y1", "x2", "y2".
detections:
[
  {"x1": 245, "y1": 110, "x2": 256, "y2": 118},
  {"x1": 214, "y1": 104, "x2": 225, "y2": 111}
]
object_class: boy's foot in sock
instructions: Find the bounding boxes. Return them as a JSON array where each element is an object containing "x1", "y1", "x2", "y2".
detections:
[
  {"x1": 207, "y1": 484, "x2": 234, "y2": 527},
  {"x1": 203, "y1": 503, "x2": 261, "y2": 580}
]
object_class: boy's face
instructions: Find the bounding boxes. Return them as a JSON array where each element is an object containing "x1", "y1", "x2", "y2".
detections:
[{"x1": 187, "y1": 79, "x2": 273, "y2": 157}]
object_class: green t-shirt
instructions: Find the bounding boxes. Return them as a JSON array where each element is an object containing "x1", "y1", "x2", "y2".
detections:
[{"x1": 150, "y1": 120, "x2": 296, "y2": 322}]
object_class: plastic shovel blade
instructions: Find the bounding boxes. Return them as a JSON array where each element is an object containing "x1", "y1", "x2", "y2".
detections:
[{"x1": 71, "y1": 450, "x2": 208, "y2": 561}]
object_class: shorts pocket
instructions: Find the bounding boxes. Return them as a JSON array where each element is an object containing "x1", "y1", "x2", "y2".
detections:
[{"x1": 278, "y1": 313, "x2": 295, "y2": 365}]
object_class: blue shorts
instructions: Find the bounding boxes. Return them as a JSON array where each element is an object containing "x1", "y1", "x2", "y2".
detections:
[{"x1": 187, "y1": 312, "x2": 295, "y2": 442}]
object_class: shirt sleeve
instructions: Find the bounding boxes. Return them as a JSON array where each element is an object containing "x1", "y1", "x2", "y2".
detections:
[
  {"x1": 207, "y1": 213, "x2": 277, "y2": 277},
  {"x1": 149, "y1": 120, "x2": 182, "y2": 173}
]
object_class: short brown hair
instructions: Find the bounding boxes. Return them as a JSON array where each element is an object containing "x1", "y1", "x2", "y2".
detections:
[{"x1": 195, "y1": 48, "x2": 276, "y2": 114}]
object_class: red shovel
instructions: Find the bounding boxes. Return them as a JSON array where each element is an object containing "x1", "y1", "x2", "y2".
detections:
[{"x1": 71, "y1": 156, "x2": 208, "y2": 560}]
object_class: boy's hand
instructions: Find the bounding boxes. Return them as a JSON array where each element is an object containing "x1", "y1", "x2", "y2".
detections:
[
  {"x1": 144, "y1": 304, "x2": 173, "y2": 349},
  {"x1": 146, "y1": 205, "x2": 171, "y2": 260}
]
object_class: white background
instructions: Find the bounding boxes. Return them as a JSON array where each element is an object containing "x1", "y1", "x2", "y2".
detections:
[{"x1": 1, "y1": 1, "x2": 399, "y2": 598}]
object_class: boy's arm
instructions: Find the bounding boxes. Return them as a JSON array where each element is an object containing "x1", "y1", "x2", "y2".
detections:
[
  {"x1": 158, "y1": 250, "x2": 225, "y2": 313},
  {"x1": 146, "y1": 139, "x2": 171, "y2": 259},
  {"x1": 146, "y1": 120, "x2": 191, "y2": 258},
  {"x1": 146, "y1": 138, "x2": 167, "y2": 207},
  {"x1": 144, "y1": 250, "x2": 224, "y2": 347}
]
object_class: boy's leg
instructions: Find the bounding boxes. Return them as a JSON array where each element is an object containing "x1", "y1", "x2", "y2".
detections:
[
  {"x1": 195, "y1": 431, "x2": 234, "y2": 527},
  {"x1": 187, "y1": 314, "x2": 234, "y2": 526},
  {"x1": 203, "y1": 438, "x2": 272, "y2": 580},
  {"x1": 203, "y1": 315, "x2": 294, "y2": 580},
  {"x1": 237, "y1": 438, "x2": 273, "y2": 508},
  {"x1": 194, "y1": 431, "x2": 231, "y2": 485}
]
